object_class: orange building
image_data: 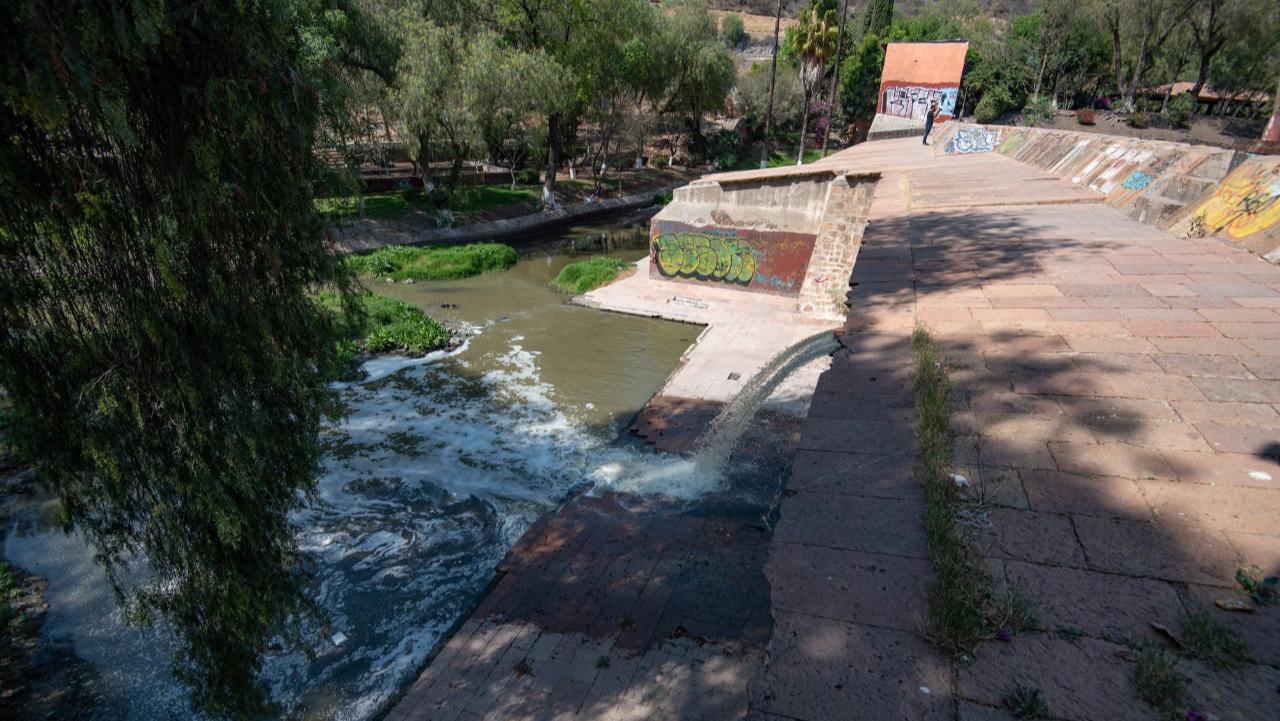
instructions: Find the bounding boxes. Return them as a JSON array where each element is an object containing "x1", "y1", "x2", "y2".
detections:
[{"x1": 876, "y1": 41, "x2": 969, "y2": 122}]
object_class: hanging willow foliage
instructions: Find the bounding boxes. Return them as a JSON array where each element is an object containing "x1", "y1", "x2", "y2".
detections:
[{"x1": 0, "y1": 1, "x2": 393, "y2": 717}]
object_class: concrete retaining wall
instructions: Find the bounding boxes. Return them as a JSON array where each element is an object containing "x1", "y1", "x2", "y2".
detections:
[
  {"x1": 932, "y1": 124, "x2": 1280, "y2": 262},
  {"x1": 650, "y1": 171, "x2": 878, "y2": 319}
]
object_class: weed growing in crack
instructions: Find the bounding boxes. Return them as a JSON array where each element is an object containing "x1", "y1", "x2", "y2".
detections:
[
  {"x1": 1236, "y1": 566, "x2": 1278, "y2": 606},
  {"x1": 595, "y1": 655, "x2": 610, "y2": 670},
  {"x1": 1002, "y1": 683, "x2": 1051, "y2": 719},
  {"x1": 1178, "y1": 608, "x2": 1252, "y2": 669},
  {"x1": 912, "y1": 327, "x2": 1039, "y2": 656},
  {"x1": 1132, "y1": 644, "x2": 1187, "y2": 714}
]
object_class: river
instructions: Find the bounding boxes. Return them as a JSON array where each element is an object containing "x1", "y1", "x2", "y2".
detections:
[{"x1": 3, "y1": 218, "x2": 712, "y2": 721}]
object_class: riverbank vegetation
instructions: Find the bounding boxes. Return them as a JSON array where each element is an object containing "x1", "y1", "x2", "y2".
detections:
[
  {"x1": 347, "y1": 243, "x2": 518, "y2": 281},
  {"x1": 552, "y1": 257, "x2": 635, "y2": 294},
  {"x1": 315, "y1": 292, "x2": 450, "y2": 362}
]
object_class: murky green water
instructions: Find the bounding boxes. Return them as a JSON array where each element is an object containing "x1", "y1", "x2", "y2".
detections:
[{"x1": 3, "y1": 217, "x2": 707, "y2": 721}]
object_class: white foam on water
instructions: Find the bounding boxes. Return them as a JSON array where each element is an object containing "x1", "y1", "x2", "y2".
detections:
[{"x1": 2, "y1": 323, "x2": 834, "y2": 721}]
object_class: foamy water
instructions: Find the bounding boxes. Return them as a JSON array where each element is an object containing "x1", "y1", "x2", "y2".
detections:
[{"x1": 4, "y1": 329, "x2": 728, "y2": 721}]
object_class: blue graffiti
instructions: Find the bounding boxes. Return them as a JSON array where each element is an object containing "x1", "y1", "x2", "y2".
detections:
[
  {"x1": 945, "y1": 127, "x2": 997, "y2": 154},
  {"x1": 1122, "y1": 171, "x2": 1154, "y2": 190}
]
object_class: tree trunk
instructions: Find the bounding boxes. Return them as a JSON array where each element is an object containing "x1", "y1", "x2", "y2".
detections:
[
  {"x1": 1122, "y1": 24, "x2": 1152, "y2": 112},
  {"x1": 760, "y1": 0, "x2": 784, "y2": 168},
  {"x1": 542, "y1": 114, "x2": 559, "y2": 209},
  {"x1": 821, "y1": 0, "x2": 851, "y2": 155},
  {"x1": 1034, "y1": 47, "x2": 1049, "y2": 98},
  {"x1": 797, "y1": 89, "x2": 810, "y2": 165},
  {"x1": 1264, "y1": 76, "x2": 1280, "y2": 144}
]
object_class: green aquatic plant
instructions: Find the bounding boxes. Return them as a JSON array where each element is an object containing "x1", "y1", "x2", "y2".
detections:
[
  {"x1": 348, "y1": 243, "x2": 518, "y2": 281},
  {"x1": 552, "y1": 257, "x2": 633, "y2": 294}
]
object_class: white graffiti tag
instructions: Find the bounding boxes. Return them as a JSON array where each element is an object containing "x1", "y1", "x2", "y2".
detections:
[
  {"x1": 882, "y1": 86, "x2": 958, "y2": 120},
  {"x1": 945, "y1": 127, "x2": 997, "y2": 154}
]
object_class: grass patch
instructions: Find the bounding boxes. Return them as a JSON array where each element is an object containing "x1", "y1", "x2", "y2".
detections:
[
  {"x1": 912, "y1": 326, "x2": 1035, "y2": 657},
  {"x1": 449, "y1": 185, "x2": 539, "y2": 213},
  {"x1": 315, "y1": 291, "x2": 450, "y2": 359},
  {"x1": 1002, "y1": 684, "x2": 1051, "y2": 719},
  {"x1": 734, "y1": 148, "x2": 832, "y2": 170},
  {"x1": 1178, "y1": 608, "x2": 1252, "y2": 669},
  {"x1": 551, "y1": 257, "x2": 632, "y2": 294},
  {"x1": 1132, "y1": 644, "x2": 1187, "y2": 714},
  {"x1": 347, "y1": 243, "x2": 518, "y2": 282},
  {"x1": 316, "y1": 192, "x2": 423, "y2": 220}
]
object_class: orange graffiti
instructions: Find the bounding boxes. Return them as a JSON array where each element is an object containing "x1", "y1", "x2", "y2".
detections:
[{"x1": 1195, "y1": 164, "x2": 1280, "y2": 240}]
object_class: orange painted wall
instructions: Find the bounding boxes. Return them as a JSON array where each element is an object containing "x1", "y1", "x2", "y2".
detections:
[{"x1": 876, "y1": 42, "x2": 969, "y2": 122}]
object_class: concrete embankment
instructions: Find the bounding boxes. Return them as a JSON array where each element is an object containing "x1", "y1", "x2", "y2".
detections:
[{"x1": 932, "y1": 123, "x2": 1280, "y2": 262}]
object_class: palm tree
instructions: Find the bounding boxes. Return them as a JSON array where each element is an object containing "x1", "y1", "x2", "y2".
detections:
[
  {"x1": 820, "y1": 0, "x2": 851, "y2": 155},
  {"x1": 794, "y1": 6, "x2": 840, "y2": 165}
]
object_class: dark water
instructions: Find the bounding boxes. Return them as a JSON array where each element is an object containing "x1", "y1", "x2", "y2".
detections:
[{"x1": 3, "y1": 219, "x2": 711, "y2": 721}]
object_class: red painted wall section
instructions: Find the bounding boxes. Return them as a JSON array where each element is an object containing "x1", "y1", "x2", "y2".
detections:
[
  {"x1": 649, "y1": 220, "x2": 818, "y2": 297},
  {"x1": 876, "y1": 42, "x2": 969, "y2": 122}
]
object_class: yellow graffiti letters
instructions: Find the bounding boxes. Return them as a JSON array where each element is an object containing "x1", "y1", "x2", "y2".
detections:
[{"x1": 653, "y1": 233, "x2": 756, "y2": 284}]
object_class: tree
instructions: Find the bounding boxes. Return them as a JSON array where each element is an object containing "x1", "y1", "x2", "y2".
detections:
[
  {"x1": 388, "y1": 18, "x2": 474, "y2": 201},
  {"x1": 761, "y1": 0, "x2": 786, "y2": 168},
  {"x1": 821, "y1": 0, "x2": 853, "y2": 154},
  {"x1": 864, "y1": 0, "x2": 895, "y2": 36},
  {"x1": 465, "y1": 34, "x2": 568, "y2": 189},
  {"x1": 733, "y1": 60, "x2": 806, "y2": 130},
  {"x1": 1186, "y1": 0, "x2": 1232, "y2": 98},
  {"x1": 0, "y1": 0, "x2": 392, "y2": 718},
  {"x1": 656, "y1": 2, "x2": 735, "y2": 158},
  {"x1": 793, "y1": 5, "x2": 841, "y2": 163}
]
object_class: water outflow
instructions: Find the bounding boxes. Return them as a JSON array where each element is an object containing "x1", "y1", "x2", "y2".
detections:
[{"x1": 691, "y1": 331, "x2": 841, "y2": 475}]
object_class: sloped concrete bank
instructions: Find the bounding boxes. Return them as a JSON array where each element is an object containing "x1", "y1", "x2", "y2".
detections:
[{"x1": 932, "y1": 123, "x2": 1280, "y2": 262}]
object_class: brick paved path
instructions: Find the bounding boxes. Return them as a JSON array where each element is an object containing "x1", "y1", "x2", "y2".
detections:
[{"x1": 750, "y1": 139, "x2": 1280, "y2": 721}]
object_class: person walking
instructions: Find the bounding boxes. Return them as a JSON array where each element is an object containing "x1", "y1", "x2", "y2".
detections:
[{"x1": 922, "y1": 101, "x2": 938, "y2": 145}]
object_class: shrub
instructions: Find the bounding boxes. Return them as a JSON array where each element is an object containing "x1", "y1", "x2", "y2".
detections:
[
  {"x1": 515, "y1": 168, "x2": 541, "y2": 185},
  {"x1": 1076, "y1": 108, "x2": 1096, "y2": 125},
  {"x1": 1166, "y1": 92, "x2": 1195, "y2": 128},
  {"x1": 1022, "y1": 96, "x2": 1055, "y2": 126},
  {"x1": 1125, "y1": 111, "x2": 1150, "y2": 129},
  {"x1": 975, "y1": 89, "x2": 1010, "y2": 124},
  {"x1": 552, "y1": 257, "x2": 633, "y2": 294},
  {"x1": 721, "y1": 13, "x2": 746, "y2": 47},
  {"x1": 347, "y1": 242, "x2": 518, "y2": 281}
]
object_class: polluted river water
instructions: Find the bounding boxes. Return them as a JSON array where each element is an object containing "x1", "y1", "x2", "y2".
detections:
[{"x1": 3, "y1": 217, "x2": 818, "y2": 721}]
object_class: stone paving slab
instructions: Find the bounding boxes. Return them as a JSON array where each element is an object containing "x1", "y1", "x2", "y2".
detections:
[{"x1": 752, "y1": 137, "x2": 1280, "y2": 721}]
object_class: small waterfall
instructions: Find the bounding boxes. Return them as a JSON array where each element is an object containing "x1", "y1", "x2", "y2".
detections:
[{"x1": 691, "y1": 331, "x2": 841, "y2": 475}]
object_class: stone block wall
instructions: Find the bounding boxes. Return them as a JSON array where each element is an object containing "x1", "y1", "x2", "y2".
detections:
[{"x1": 796, "y1": 177, "x2": 877, "y2": 320}]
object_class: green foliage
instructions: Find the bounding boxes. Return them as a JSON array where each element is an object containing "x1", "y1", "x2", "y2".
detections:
[
  {"x1": 1178, "y1": 608, "x2": 1252, "y2": 669},
  {"x1": 1003, "y1": 684, "x2": 1051, "y2": 719},
  {"x1": 1132, "y1": 644, "x2": 1187, "y2": 714},
  {"x1": 838, "y1": 33, "x2": 887, "y2": 126},
  {"x1": 1076, "y1": 108, "x2": 1096, "y2": 125},
  {"x1": 1126, "y1": 111, "x2": 1150, "y2": 129},
  {"x1": 0, "y1": 0, "x2": 393, "y2": 716},
  {"x1": 347, "y1": 243, "x2": 518, "y2": 281},
  {"x1": 1166, "y1": 92, "x2": 1195, "y2": 128},
  {"x1": 733, "y1": 59, "x2": 805, "y2": 131},
  {"x1": 315, "y1": 292, "x2": 449, "y2": 356},
  {"x1": 721, "y1": 13, "x2": 746, "y2": 47},
  {"x1": 316, "y1": 192, "x2": 421, "y2": 220},
  {"x1": 1022, "y1": 96, "x2": 1055, "y2": 125},
  {"x1": 975, "y1": 90, "x2": 1010, "y2": 124},
  {"x1": 864, "y1": 0, "x2": 895, "y2": 36},
  {"x1": 551, "y1": 257, "x2": 633, "y2": 294},
  {"x1": 449, "y1": 186, "x2": 541, "y2": 214},
  {"x1": 1237, "y1": 567, "x2": 1279, "y2": 605}
]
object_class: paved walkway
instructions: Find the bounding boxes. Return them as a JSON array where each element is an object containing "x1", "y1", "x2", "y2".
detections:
[{"x1": 753, "y1": 138, "x2": 1280, "y2": 721}]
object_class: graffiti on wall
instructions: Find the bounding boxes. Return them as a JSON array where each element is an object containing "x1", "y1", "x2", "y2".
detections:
[
  {"x1": 1194, "y1": 164, "x2": 1280, "y2": 240},
  {"x1": 881, "y1": 86, "x2": 958, "y2": 121},
  {"x1": 649, "y1": 222, "x2": 818, "y2": 296},
  {"x1": 945, "y1": 127, "x2": 997, "y2": 154},
  {"x1": 1121, "y1": 171, "x2": 1155, "y2": 191},
  {"x1": 654, "y1": 233, "x2": 757, "y2": 284}
]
